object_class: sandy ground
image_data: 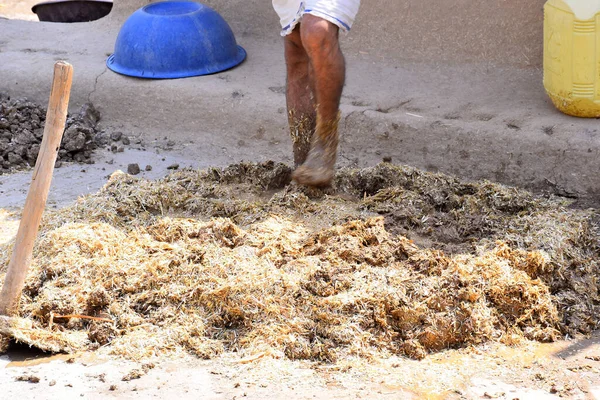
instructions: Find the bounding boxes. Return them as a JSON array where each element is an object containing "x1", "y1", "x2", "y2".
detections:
[
  {"x1": 2, "y1": 331, "x2": 600, "y2": 399},
  {"x1": 2, "y1": 1, "x2": 600, "y2": 398},
  {"x1": 0, "y1": 0, "x2": 37, "y2": 20},
  {"x1": 0, "y1": 146, "x2": 207, "y2": 211}
]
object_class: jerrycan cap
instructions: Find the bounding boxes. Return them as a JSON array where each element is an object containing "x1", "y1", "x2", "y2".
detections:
[{"x1": 562, "y1": 0, "x2": 600, "y2": 20}]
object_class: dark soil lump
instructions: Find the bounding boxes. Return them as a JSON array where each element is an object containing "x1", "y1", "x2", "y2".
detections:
[{"x1": 0, "y1": 94, "x2": 123, "y2": 173}]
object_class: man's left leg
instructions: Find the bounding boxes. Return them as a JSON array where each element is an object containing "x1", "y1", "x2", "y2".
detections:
[{"x1": 284, "y1": 27, "x2": 316, "y2": 167}]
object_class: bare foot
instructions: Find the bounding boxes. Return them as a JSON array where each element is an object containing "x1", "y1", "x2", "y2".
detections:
[{"x1": 292, "y1": 114, "x2": 339, "y2": 187}]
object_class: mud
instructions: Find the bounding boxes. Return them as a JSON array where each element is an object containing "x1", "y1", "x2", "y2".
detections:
[
  {"x1": 0, "y1": 161, "x2": 596, "y2": 365},
  {"x1": 288, "y1": 110, "x2": 315, "y2": 167},
  {"x1": 0, "y1": 94, "x2": 130, "y2": 173},
  {"x1": 1, "y1": 153, "x2": 600, "y2": 397}
]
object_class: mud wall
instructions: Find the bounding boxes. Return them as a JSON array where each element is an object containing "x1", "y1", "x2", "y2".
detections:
[{"x1": 110, "y1": 0, "x2": 546, "y2": 68}]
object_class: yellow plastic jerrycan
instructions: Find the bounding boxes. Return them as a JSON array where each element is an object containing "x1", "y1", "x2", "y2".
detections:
[{"x1": 544, "y1": 0, "x2": 600, "y2": 117}]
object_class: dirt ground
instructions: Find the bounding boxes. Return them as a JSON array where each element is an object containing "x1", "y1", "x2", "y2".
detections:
[
  {"x1": 2, "y1": 1, "x2": 600, "y2": 202},
  {"x1": 1, "y1": 326, "x2": 600, "y2": 399},
  {"x1": 2, "y1": 2, "x2": 600, "y2": 399},
  {"x1": 0, "y1": 0, "x2": 36, "y2": 20}
]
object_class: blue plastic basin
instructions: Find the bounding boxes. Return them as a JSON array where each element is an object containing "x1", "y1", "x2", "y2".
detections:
[{"x1": 107, "y1": 1, "x2": 246, "y2": 79}]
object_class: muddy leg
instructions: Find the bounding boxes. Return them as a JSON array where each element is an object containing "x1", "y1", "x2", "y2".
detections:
[
  {"x1": 288, "y1": 110, "x2": 316, "y2": 167},
  {"x1": 292, "y1": 113, "x2": 340, "y2": 187},
  {"x1": 284, "y1": 28, "x2": 316, "y2": 166},
  {"x1": 292, "y1": 15, "x2": 345, "y2": 187}
]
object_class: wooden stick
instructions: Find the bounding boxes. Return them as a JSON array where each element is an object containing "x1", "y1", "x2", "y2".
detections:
[
  {"x1": 234, "y1": 352, "x2": 266, "y2": 364},
  {"x1": 0, "y1": 61, "x2": 73, "y2": 316}
]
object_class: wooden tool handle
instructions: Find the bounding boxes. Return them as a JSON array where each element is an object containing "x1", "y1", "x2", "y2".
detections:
[{"x1": 0, "y1": 61, "x2": 73, "y2": 316}]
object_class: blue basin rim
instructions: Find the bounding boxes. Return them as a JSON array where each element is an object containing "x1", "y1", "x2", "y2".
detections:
[{"x1": 106, "y1": 45, "x2": 247, "y2": 79}]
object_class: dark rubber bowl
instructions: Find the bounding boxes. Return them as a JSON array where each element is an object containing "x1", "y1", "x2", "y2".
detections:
[{"x1": 32, "y1": 0, "x2": 113, "y2": 23}]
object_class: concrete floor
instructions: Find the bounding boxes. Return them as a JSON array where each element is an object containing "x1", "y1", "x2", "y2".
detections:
[
  {"x1": 0, "y1": 0, "x2": 599, "y2": 203},
  {"x1": 2, "y1": 4, "x2": 600, "y2": 400}
]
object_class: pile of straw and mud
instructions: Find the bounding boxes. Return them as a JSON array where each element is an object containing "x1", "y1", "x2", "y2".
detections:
[{"x1": 1, "y1": 162, "x2": 598, "y2": 361}]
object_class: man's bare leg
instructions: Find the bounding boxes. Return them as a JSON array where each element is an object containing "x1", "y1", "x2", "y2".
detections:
[
  {"x1": 292, "y1": 15, "x2": 345, "y2": 187},
  {"x1": 284, "y1": 27, "x2": 316, "y2": 167}
]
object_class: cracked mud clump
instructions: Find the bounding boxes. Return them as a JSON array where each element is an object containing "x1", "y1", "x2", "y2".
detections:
[
  {"x1": 0, "y1": 94, "x2": 114, "y2": 174},
  {"x1": 0, "y1": 162, "x2": 598, "y2": 362}
]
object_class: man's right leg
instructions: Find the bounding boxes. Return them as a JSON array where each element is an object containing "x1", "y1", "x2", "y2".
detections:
[
  {"x1": 291, "y1": 15, "x2": 345, "y2": 187},
  {"x1": 284, "y1": 27, "x2": 316, "y2": 167}
]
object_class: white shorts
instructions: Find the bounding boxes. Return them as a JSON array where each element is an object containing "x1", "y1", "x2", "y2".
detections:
[{"x1": 272, "y1": 0, "x2": 360, "y2": 36}]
